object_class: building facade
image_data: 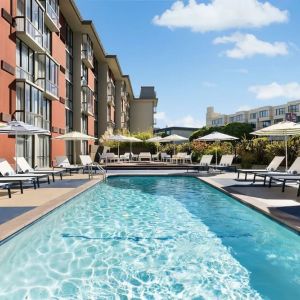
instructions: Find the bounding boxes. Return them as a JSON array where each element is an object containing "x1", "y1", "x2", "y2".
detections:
[
  {"x1": 154, "y1": 127, "x2": 199, "y2": 138},
  {"x1": 0, "y1": 0, "x2": 158, "y2": 166},
  {"x1": 206, "y1": 100, "x2": 300, "y2": 129}
]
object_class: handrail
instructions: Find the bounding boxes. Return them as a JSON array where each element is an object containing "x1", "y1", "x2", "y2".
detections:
[{"x1": 86, "y1": 163, "x2": 106, "y2": 180}]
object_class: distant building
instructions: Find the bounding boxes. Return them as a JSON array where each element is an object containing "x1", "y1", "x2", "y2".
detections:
[
  {"x1": 206, "y1": 100, "x2": 300, "y2": 130},
  {"x1": 154, "y1": 126, "x2": 199, "y2": 138},
  {"x1": 130, "y1": 87, "x2": 158, "y2": 133}
]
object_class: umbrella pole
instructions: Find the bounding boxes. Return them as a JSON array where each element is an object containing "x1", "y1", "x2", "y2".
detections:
[
  {"x1": 15, "y1": 131, "x2": 18, "y2": 173},
  {"x1": 285, "y1": 135, "x2": 288, "y2": 171},
  {"x1": 118, "y1": 142, "x2": 120, "y2": 163},
  {"x1": 215, "y1": 147, "x2": 218, "y2": 166},
  {"x1": 130, "y1": 141, "x2": 132, "y2": 161}
]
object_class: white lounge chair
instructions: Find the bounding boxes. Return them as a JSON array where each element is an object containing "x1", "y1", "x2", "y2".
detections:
[
  {"x1": 237, "y1": 156, "x2": 285, "y2": 180},
  {"x1": 209, "y1": 155, "x2": 236, "y2": 172},
  {"x1": 55, "y1": 156, "x2": 83, "y2": 175},
  {"x1": 138, "y1": 152, "x2": 152, "y2": 162},
  {"x1": 119, "y1": 152, "x2": 130, "y2": 162},
  {"x1": 161, "y1": 152, "x2": 171, "y2": 162},
  {"x1": 189, "y1": 155, "x2": 213, "y2": 172},
  {"x1": 0, "y1": 177, "x2": 36, "y2": 194},
  {"x1": 14, "y1": 157, "x2": 64, "y2": 182},
  {"x1": 172, "y1": 152, "x2": 187, "y2": 164},
  {"x1": 152, "y1": 153, "x2": 160, "y2": 161},
  {"x1": 184, "y1": 153, "x2": 193, "y2": 164},
  {"x1": 79, "y1": 155, "x2": 106, "y2": 175},
  {"x1": 253, "y1": 157, "x2": 300, "y2": 185},
  {"x1": 0, "y1": 159, "x2": 49, "y2": 187}
]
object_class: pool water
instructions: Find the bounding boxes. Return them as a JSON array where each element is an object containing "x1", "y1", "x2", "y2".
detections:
[{"x1": 0, "y1": 176, "x2": 300, "y2": 299}]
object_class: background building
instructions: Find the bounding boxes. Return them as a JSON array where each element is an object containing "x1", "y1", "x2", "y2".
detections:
[
  {"x1": 154, "y1": 126, "x2": 199, "y2": 138},
  {"x1": 0, "y1": 0, "x2": 158, "y2": 166},
  {"x1": 206, "y1": 100, "x2": 300, "y2": 129}
]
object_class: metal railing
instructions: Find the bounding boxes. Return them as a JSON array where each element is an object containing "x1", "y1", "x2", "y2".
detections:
[
  {"x1": 45, "y1": 79, "x2": 58, "y2": 98},
  {"x1": 16, "y1": 66, "x2": 34, "y2": 82},
  {"x1": 46, "y1": 0, "x2": 59, "y2": 28},
  {"x1": 15, "y1": 16, "x2": 43, "y2": 49}
]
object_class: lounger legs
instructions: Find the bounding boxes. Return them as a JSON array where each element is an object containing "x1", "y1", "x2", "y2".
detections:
[
  {"x1": 20, "y1": 181, "x2": 23, "y2": 194},
  {"x1": 7, "y1": 186, "x2": 11, "y2": 198}
]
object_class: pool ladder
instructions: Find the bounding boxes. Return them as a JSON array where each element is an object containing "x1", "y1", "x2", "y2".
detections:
[{"x1": 87, "y1": 163, "x2": 107, "y2": 181}]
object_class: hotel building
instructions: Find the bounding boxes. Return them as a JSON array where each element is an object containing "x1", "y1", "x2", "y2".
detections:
[
  {"x1": 206, "y1": 100, "x2": 300, "y2": 129},
  {"x1": 0, "y1": 0, "x2": 158, "y2": 166}
]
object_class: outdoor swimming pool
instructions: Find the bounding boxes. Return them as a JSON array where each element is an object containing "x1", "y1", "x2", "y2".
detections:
[{"x1": 0, "y1": 176, "x2": 299, "y2": 299}]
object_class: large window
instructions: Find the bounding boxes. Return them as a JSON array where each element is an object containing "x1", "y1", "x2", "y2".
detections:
[
  {"x1": 16, "y1": 38, "x2": 34, "y2": 81},
  {"x1": 288, "y1": 105, "x2": 299, "y2": 113},
  {"x1": 259, "y1": 110, "x2": 269, "y2": 118},
  {"x1": 81, "y1": 63, "x2": 88, "y2": 85},
  {"x1": 44, "y1": 26, "x2": 52, "y2": 54},
  {"x1": 249, "y1": 113, "x2": 257, "y2": 119},
  {"x1": 275, "y1": 108, "x2": 285, "y2": 116}
]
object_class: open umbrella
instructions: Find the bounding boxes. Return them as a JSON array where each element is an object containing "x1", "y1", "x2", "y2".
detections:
[
  {"x1": 251, "y1": 121, "x2": 300, "y2": 170},
  {"x1": 125, "y1": 136, "x2": 143, "y2": 159},
  {"x1": 106, "y1": 135, "x2": 129, "y2": 160},
  {"x1": 54, "y1": 131, "x2": 97, "y2": 164},
  {"x1": 146, "y1": 136, "x2": 163, "y2": 153},
  {"x1": 160, "y1": 134, "x2": 189, "y2": 154},
  {"x1": 196, "y1": 132, "x2": 238, "y2": 166},
  {"x1": 0, "y1": 120, "x2": 50, "y2": 171}
]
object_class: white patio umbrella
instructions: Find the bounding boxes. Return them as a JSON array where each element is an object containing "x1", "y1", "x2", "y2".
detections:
[
  {"x1": 196, "y1": 132, "x2": 238, "y2": 166},
  {"x1": 0, "y1": 120, "x2": 50, "y2": 171},
  {"x1": 251, "y1": 121, "x2": 300, "y2": 170},
  {"x1": 125, "y1": 136, "x2": 143, "y2": 158},
  {"x1": 146, "y1": 136, "x2": 163, "y2": 153},
  {"x1": 106, "y1": 134, "x2": 129, "y2": 160},
  {"x1": 160, "y1": 134, "x2": 189, "y2": 154},
  {"x1": 54, "y1": 131, "x2": 97, "y2": 164}
]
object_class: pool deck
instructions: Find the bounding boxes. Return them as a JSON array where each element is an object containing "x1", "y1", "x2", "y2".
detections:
[
  {"x1": 0, "y1": 173, "x2": 105, "y2": 243},
  {"x1": 0, "y1": 169, "x2": 300, "y2": 243}
]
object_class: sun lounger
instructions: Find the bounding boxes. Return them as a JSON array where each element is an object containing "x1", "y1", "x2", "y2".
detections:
[
  {"x1": 172, "y1": 152, "x2": 187, "y2": 164},
  {"x1": 0, "y1": 159, "x2": 50, "y2": 187},
  {"x1": 138, "y1": 152, "x2": 152, "y2": 162},
  {"x1": 152, "y1": 153, "x2": 160, "y2": 161},
  {"x1": 14, "y1": 157, "x2": 63, "y2": 182},
  {"x1": 0, "y1": 183, "x2": 12, "y2": 198},
  {"x1": 266, "y1": 175, "x2": 300, "y2": 196},
  {"x1": 189, "y1": 155, "x2": 213, "y2": 172},
  {"x1": 237, "y1": 156, "x2": 285, "y2": 180},
  {"x1": 55, "y1": 156, "x2": 83, "y2": 175},
  {"x1": 253, "y1": 157, "x2": 300, "y2": 185},
  {"x1": 161, "y1": 152, "x2": 171, "y2": 162},
  {"x1": 79, "y1": 155, "x2": 106, "y2": 174},
  {"x1": 0, "y1": 177, "x2": 36, "y2": 194},
  {"x1": 209, "y1": 155, "x2": 236, "y2": 172},
  {"x1": 119, "y1": 153, "x2": 130, "y2": 162}
]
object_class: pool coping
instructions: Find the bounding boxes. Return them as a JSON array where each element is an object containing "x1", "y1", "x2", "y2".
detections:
[{"x1": 0, "y1": 177, "x2": 104, "y2": 244}]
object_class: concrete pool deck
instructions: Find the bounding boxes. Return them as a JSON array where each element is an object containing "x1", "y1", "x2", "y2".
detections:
[
  {"x1": 0, "y1": 173, "x2": 105, "y2": 242},
  {"x1": 0, "y1": 169, "x2": 300, "y2": 243}
]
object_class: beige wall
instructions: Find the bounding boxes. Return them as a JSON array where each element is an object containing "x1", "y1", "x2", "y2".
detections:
[{"x1": 130, "y1": 99, "x2": 155, "y2": 133}]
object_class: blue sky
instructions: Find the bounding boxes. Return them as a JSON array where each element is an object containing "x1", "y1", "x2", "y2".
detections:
[{"x1": 75, "y1": 0, "x2": 300, "y2": 128}]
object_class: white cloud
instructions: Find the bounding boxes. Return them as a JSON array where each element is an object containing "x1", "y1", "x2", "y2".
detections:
[
  {"x1": 153, "y1": 0, "x2": 288, "y2": 33},
  {"x1": 249, "y1": 82, "x2": 300, "y2": 100},
  {"x1": 213, "y1": 32, "x2": 288, "y2": 59},
  {"x1": 201, "y1": 81, "x2": 217, "y2": 88},
  {"x1": 155, "y1": 111, "x2": 204, "y2": 128}
]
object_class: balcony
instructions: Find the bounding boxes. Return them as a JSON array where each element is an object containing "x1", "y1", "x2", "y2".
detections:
[
  {"x1": 16, "y1": 66, "x2": 34, "y2": 82},
  {"x1": 36, "y1": 54, "x2": 59, "y2": 100},
  {"x1": 81, "y1": 34, "x2": 93, "y2": 68},
  {"x1": 15, "y1": 17, "x2": 44, "y2": 52},
  {"x1": 81, "y1": 86, "x2": 94, "y2": 116},
  {"x1": 107, "y1": 82, "x2": 115, "y2": 106},
  {"x1": 40, "y1": 0, "x2": 60, "y2": 32}
]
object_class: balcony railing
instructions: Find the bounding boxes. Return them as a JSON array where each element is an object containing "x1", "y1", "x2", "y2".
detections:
[
  {"x1": 81, "y1": 86, "x2": 94, "y2": 115},
  {"x1": 45, "y1": 79, "x2": 58, "y2": 98},
  {"x1": 107, "y1": 82, "x2": 115, "y2": 105},
  {"x1": 81, "y1": 49, "x2": 93, "y2": 68},
  {"x1": 15, "y1": 16, "x2": 44, "y2": 51},
  {"x1": 45, "y1": 0, "x2": 59, "y2": 30},
  {"x1": 16, "y1": 66, "x2": 34, "y2": 82}
]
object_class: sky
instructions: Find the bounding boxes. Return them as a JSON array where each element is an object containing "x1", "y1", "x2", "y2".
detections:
[{"x1": 75, "y1": 0, "x2": 300, "y2": 128}]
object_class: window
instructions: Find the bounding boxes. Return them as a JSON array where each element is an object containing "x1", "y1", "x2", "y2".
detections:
[
  {"x1": 44, "y1": 26, "x2": 52, "y2": 54},
  {"x1": 288, "y1": 105, "x2": 299, "y2": 113},
  {"x1": 259, "y1": 110, "x2": 269, "y2": 118},
  {"x1": 66, "y1": 81, "x2": 73, "y2": 110},
  {"x1": 262, "y1": 120, "x2": 271, "y2": 127},
  {"x1": 81, "y1": 63, "x2": 88, "y2": 85},
  {"x1": 81, "y1": 115, "x2": 88, "y2": 134},
  {"x1": 16, "y1": 38, "x2": 34, "y2": 81},
  {"x1": 250, "y1": 113, "x2": 257, "y2": 119},
  {"x1": 275, "y1": 108, "x2": 285, "y2": 115},
  {"x1": 212, "y1": 118, "x2": 223, "y2": 125},
  {"x1": 65, "y1": 109, "x2": 73, "y2": 132},
  {"x1": 66, "y1": 24, "x2": 73, "y2": 54}
]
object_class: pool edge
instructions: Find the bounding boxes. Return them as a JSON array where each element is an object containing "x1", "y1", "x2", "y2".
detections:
[{"x1": 0, "y1": 177, "x2": 104, "y2": 245}]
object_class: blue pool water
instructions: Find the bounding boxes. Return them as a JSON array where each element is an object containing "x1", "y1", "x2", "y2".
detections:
[{"x1": 0, "y1": 176, "x2": 300, "y2": 299}]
